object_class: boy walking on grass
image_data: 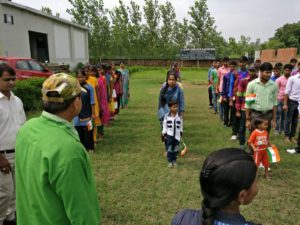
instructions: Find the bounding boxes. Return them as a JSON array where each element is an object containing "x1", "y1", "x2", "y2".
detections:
[{"x1": 162, "y1": 101, "x2": 183, "y2": 168}]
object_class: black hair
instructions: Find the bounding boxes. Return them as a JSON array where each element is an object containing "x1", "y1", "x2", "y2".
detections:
[
  {"x1": 290, "y1": 58, "x2": 297, "y2": 63},
  {"x1": 283, "y1": 64, "x2": 293, "y2": 70},
  {"x1": 200, "y1": 148, "x2": 257, "y2": 225},
  {"x1": 229, "y1": 60, "x2": 237, "y2": 66},
  {"x1": 168, "y1": 100, "x2": 178, "y2": 108},
  {"x1": 215, "y1": 58, "x2": 221, "y2": 63},
  {"x1": 223, "y1": 56, "x2": 229, "y2": 62},
  {"x1": 160, "y1": 70, "x2": 177, "y2": 106},
  {"x1": 254, "y1": 59, "x2": 261, "y2": 63},
  {"x1": 0, "y1": 63, "x2": 16, "y2": 77},
  {"x1": 43, "y1": 94, "x2": 79, "y2": 114},
  {"x1": 259, "y1": 62, "x2": 273, "y2": 72},
  {"x1": 115, "y1": 70, "x2": 122, "y2": 82},
  {"x1": 75, "y1": 69, "x2": 87, "y2": 77},
  {"x1": 253, "y1": 117, "x2": 267, "y2": 128},
  {"x1": 239, "y1": 56, "x2": 248, "y2": 63},
  {"x1": 273, "y1": 65, "x2": 281, "y2": 70},
  {"x1": 274, "y1": 62, "x2": 283, "y2": 68},
  {"x1": 91, "y1": 66, "x2": 99, "y2": 78}
]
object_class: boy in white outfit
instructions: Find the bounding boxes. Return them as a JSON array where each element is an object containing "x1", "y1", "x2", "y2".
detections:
[{"x1": 162, "y1": 101, "x2": 183, "y2": 168}]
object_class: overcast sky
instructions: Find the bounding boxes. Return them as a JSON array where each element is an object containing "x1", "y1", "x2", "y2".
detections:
[{"x1": 14, "y1": 0, "x2": 300, "y2": 42}]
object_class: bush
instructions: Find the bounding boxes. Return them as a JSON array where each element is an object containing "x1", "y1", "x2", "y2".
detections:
[{"x1": 14, "y1": 78, "x2": 46, "y2": 111}]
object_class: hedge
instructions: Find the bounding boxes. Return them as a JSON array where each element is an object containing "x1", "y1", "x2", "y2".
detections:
[{"x1": 14, "y1": 78, "x2": 46, "y2": 111}]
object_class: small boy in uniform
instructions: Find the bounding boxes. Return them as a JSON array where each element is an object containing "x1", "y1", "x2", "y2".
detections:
[{"x1": 162, "y1": 101, "x2": 183, "y2": 168}]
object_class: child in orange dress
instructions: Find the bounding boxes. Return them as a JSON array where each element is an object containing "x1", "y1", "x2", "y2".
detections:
[{"x1": 248, "y1": 118, "x2": 271, "y2": 180}]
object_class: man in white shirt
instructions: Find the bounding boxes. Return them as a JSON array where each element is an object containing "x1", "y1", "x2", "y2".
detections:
[{"x1": 0, "y1": 64, "x2": 26, "y2": 225}]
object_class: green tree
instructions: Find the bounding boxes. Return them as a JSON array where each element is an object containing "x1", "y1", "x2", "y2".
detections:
[
  {"x1": 67, "y1": 0, "x2": 111, "y2": 60},
  {"x1": 188, "y1": 0, "x2": 216, "y2": 48},
  {"x1": 110, "y1": 0, "x2": 130, "y2": 58},
  {"x1": 143, "y1": 0, "x2": 160, "y2": 58},
  {"x1": 128, "y1": 1, "x2": 143, "y2": 58},
  {"x1": 41, "y1": 6, "x2": 52, "y2": 15}
]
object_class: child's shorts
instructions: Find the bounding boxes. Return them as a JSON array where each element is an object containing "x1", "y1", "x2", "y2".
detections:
[{"x1": 254, "y1": 150, "x2": 270, "y2": 168}]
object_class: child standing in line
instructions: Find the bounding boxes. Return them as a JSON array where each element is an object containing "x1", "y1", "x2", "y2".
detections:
[
  {"x1": 248, "y1": 118, "x2": 271, "y2": 180},
  {"x1": 162, "y1": 101, "x2": 183, "y2": 168},
  {"x1": 74, "y1": 69, "x2": 95, "y2": 152}
]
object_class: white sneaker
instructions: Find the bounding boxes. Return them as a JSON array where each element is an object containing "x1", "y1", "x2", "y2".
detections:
[
  {"x1": 231, "y1": 135, "x2": 237, "y2": 141},
  {"x1": 168, "y1": 162, "x2": 173, "y2": 168},
  {"x1": 286, "y1": 149, "x2": 297, "y2": 154},
  {"x1": 173, "y1": 162, "x2": 178, "y2": 167}
]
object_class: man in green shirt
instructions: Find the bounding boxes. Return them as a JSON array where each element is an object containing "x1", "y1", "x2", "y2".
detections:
[
  {"x1": 15, "y1": 73, "x2": 100, "y2": 225},
  {"x1": 210, "y1": 58, "x2": 221, "y2": 114},
  {"x1": 245, "y1": 62, "x2": 278, "y2": 133}
]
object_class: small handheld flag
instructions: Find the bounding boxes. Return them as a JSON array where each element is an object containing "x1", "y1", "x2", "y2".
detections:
[
  {"x1": 245, "y1": 93, "x2": 256, "y2": 104},
  {"x1": 267, "y1": 144, "x2": 280, "y2": 163}
]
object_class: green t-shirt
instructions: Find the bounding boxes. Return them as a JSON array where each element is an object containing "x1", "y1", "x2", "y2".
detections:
[
  {"x1": 16, "y1": 111, "x2": 100, "y2": 225},
  {"x1": 245, "y1": 78, "x2": 278, "y2": 111},
  {"x1": 211, "y1": 69, "x2": 218, "y2": 89}
]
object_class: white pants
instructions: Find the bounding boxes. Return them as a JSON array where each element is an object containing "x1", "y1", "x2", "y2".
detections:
[{"x1": 0, "y1": 153, "x2": 15, "y2": 224}]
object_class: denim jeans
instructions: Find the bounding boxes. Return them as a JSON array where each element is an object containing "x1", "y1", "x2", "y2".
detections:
[
  {"x1": 284, "y1": 100, "x2": 299, "y2": 138},
  {"x1": 275, "y1": 100, "x2": 286, "y2": 133},
  {"x1": 217, "y1": 94, "x2": 224, "y2": 120},
  {"x1": 211, "y1": 88, "x2": 218, "y2": 113},
  {"x1": 238, "y1": 111, "x2": 246, "y2": 145}
]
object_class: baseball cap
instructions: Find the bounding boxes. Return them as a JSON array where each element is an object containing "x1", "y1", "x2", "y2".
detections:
[{"x1": 42, "y1": 73, "x2": 81, "y2": 103}]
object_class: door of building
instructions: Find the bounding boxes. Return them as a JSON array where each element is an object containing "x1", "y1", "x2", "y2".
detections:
[{"x1": 29, "y1": 31, "x2": 49, "y2": 63}]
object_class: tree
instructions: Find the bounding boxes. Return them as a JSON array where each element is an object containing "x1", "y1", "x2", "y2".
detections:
[
  {"x1": 67, "y1": 0, "x2": 111, "y2": 60},
  {"x1": 41, "y1": 6, "x2": 52, "y2": 15},
  {"x1": 143, "y1": 0, "x2": 160, "y2": 58},
  {"x1": 188, "y1": 0, "x2": 216, "y2": 48},
  {"x1": 159, "y1": 1, "x2": 176, "y2": 58}
]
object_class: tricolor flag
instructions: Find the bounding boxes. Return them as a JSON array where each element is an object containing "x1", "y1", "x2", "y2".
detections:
[
  {"x1": 245, "y1": 93, "x2": 256, "y2": 104},
  {"x1": 267, "y1": 144, "x2": 280, "y2": 163}
]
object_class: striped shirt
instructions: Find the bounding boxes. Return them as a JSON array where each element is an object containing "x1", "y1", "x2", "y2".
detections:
[{"x1": 245, "y1": 78, "x2": 278, "y2": 112}]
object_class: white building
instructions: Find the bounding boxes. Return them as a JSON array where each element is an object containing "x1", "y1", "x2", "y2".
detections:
[{"x1": 0, "y1": 0, "x2": 89, "y2": 68}]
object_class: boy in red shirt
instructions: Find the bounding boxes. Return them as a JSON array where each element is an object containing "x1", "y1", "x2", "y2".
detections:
[{"x1": 248, "y1": 118, "x2": 271, "y2": 180}]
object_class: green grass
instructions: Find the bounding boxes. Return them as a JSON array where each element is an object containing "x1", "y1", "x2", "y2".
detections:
[{"x1": 28, "y1": 68, "x2": 300, "y2": 225}]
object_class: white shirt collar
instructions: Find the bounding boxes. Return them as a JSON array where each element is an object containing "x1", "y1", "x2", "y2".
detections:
[{"x1": 0, "y1": 91, "x2": 15, "y2": 100}]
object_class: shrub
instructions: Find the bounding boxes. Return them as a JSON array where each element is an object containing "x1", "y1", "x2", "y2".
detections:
[{"x1": 14, "y1": 78, "x2": 46, "y2": 111}]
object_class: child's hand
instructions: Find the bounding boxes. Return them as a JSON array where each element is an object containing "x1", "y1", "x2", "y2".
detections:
[
  {"x1": 161, "y1": 135, "x2": 165, "y2": 142},
  {"x1": 180, "y1": 132, "x2": 183, "y2": 137}
]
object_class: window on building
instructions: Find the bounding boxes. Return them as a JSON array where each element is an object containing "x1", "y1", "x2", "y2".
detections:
[
  {"x1": 28, "y1": 60, "x2": 44, "y2": 71},
  {"x1": 16, "y1": 60, "x2": 30, "y2": 70},
  {"x1": 4, "y1": 14, "x2": 14, "y2": 25}
]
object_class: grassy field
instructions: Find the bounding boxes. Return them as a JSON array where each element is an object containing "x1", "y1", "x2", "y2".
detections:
[{"x1": 28, "y1": 68, "x2": 300, "y2": 224}]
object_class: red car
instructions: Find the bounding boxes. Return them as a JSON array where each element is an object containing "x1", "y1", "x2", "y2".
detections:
[{"x1": 0, "y1": 57, "x2": 53, "y2": 79}]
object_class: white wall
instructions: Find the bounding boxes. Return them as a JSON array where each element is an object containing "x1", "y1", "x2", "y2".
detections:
[
  {"x1": 54, "y1": 24, "x2": 71, "y2": 59},
  {"x1": 74, "y1": 30, "x2": 86, "y2": 59}
]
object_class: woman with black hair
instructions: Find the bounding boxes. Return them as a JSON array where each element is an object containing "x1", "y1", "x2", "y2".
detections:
[
  {"x1": 158, "y1": 70, "x2": 185, "y2": 123},
  {"x1": 172, "y1": 148, "x2": 261, "y2": 225}
]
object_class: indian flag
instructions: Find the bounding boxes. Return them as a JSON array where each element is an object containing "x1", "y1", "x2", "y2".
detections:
[
  {"x1": 245, "y1": 93, "x2": 256, "y2": 104},
  {"x1": 267, "y1": 145, "x2": 281, "y2": 163}
]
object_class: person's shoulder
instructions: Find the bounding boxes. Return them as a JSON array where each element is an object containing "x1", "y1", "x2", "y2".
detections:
[{"x1": 171, "y1": 209, "x2": 202, "y2": 225}]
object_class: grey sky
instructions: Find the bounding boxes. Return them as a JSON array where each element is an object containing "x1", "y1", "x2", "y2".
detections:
[{"x1": 14, "y1": 0, "x2": 300, "y2": 42}]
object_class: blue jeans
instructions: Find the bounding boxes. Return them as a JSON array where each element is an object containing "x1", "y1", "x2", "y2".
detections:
[
  {"x1": 212, "y1": 88, "x2": 218, "y2": 112},
  {"x1": 276, "y1": 101, "x2": 286, "y2": 133},
  {"x1": 284, "y1": 99, "x2": 299, "y2": 138},
  {"x1": 217, "y1": 94, "x2": 224, "y2": 120}
]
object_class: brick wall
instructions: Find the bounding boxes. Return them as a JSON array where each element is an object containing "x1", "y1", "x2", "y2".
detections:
[{"x1": 260, "y1": 48, "x2": 298, "y2": 63}]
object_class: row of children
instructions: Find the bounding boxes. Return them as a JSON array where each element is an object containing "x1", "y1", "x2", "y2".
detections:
[
  {"x1": 74, "y1": 62, "x2": 130, "y2": 152},
  {"x1": 207, "y1": 56, "x2": 300, "y2": 179}
]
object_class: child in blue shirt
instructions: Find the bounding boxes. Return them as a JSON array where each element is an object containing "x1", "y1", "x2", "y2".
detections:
[{"x1": 74, "y1": 69, "x2": 95, "y2": 152}]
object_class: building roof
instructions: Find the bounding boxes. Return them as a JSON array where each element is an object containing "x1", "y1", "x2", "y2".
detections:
[{"x1": 0, "y1": 0, "x2": 89, "y2": 31}]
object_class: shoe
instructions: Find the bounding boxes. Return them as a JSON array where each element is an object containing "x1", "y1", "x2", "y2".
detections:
[
  {"x1": 290, "y1": 137, "x2": 297, "y2": 144},
  {"x1": 286, "y1": 149, "x2": 297, "y2": 154},
  {"x1": 3, "y1": 219, "x2": 16, "y2": 225},
  {"x1": 231, "y1": 135, "x2": 237, "y2": 141},
  {"x1": 172, "y1": 161, "x2": 178, "y2": 167},
  {"x1": 284, "y1": 137, "x2": 291, "y2": 143},
  {"x1": 240, "y1": 145, "x2": 245, "y2": 150},
  {"x1": 168, "y1": 162, "x2": 173, "y2": 168}
]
